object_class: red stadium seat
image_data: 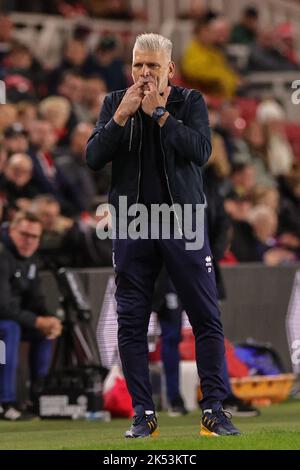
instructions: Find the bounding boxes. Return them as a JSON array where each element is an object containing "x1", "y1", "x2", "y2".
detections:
[{"x1": 235, "y1": 97, "x2": 258, "y2": 124}]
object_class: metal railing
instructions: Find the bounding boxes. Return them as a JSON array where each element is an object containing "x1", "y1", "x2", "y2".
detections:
[
  {"x1": 10, "y1": 12, "x2": 152, "y2": 66},
  {"x1": 246, "y1": 71, "x2": 300, "y2": 121}
]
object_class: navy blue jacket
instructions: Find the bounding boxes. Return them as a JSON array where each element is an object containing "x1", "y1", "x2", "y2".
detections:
[
  {"x1": 0, "y1": 227, "x2": 50, "y2": 328},
  {"x1": 85, "y1": 86, "x2": 212, "y2": 211}
]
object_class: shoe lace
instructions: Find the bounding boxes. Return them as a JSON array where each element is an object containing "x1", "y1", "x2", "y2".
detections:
[
  {"x1": 212, "y1": 409, "x2": 233, "y2": 426},
  {"x1": 132, "y1": 412, "x2": 145, "y2": 426}
]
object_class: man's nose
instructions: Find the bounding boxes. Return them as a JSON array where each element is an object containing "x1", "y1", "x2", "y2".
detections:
[{"x1": 141, "y1": 65, "x2": 151, "y2": 76}]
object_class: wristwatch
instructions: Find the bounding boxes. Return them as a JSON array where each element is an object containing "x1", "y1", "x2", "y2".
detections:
[{"x1": 152, "y1": 106, "x2": 167, "y2": 122}]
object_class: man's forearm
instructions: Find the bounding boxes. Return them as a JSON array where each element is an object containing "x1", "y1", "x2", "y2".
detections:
[{"x1": 114, "y1": 109, "x2": 129, "y2": 127}]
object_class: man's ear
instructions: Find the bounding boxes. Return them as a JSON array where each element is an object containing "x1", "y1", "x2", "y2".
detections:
[{"x1": 168, "y1": 61, "x2": 175, "y2": 80}]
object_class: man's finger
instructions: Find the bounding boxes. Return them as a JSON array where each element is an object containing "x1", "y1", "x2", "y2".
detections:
[
  {"x1": 129, "y1": 81, "x2": 144, "y2": 92},
  {"x1": 148, "y1": 82, "x2": 157, "y2": 92}
]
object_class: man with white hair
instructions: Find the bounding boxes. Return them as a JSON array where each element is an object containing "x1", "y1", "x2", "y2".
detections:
[{"x1": 86, "y1": 33, "x2": 240, "y2": 438}]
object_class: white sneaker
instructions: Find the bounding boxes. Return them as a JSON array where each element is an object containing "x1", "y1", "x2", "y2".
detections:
[{"x1": 0, "y1": 405, "x2": 22, "y2": 421}]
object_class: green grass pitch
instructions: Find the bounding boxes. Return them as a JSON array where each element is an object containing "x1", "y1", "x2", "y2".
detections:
[{"x1": 1, "y1": 400, "x2": 300, "y2": 450}]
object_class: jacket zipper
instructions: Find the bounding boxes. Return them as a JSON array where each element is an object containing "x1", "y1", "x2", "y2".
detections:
[
  {"x1": 129, "y1": 117, "x2": 134, "y2": 152},
  {"x1": 159, "y1": 129, "x2": 183, "y2": 236},
  {"x1": 134, "y1": 111, "x2": 143, "y2": 217},
  {"x1": 132, "y1": 94, "x2": 182, "y2": 214}
]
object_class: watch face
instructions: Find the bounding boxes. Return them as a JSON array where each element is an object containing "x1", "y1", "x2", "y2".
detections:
[
  {"x1": 153, "y1": 107, "x2": 166, "y2": 120},
  {"x1": 157, "y1": 107, "x2": 165, "y2": 117}
]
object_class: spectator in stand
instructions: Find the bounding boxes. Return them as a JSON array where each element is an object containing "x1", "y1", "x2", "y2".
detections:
[
  {"x1": 59, "y1": 199, "x2": 113, "y2": 268},
  {"x1": 256, "y1": 99, "x2": 295, "y2": 176},
  {"x1": 0, "y1": 143, "x2": 8, "y2": 215},
  {"x1": 0, "y1": 199, "x2": 3, "y2": 223},
  {"x1": 214, "y1": 102, "x2": 246, "y2": 164},
  {"x1": 0, "y1": 211, "x2": 62, "y2": 420},
  {"x1": 247, "y1": 28, "x2": 299, "y2": 72},
  {"x1": 77, "y1": 76, "x2": 107, "y2": 123},
  {"x1": 56, "y1": 1, "x2": 88, "y2": 17},
  {"x1": 55, "y1": 122, "x2": 97, "y2": 211},
  {"x1": 3, "y1": 123, "x2": 29, "y2": 156},
  {"x1": 276, "y1": 22, "x2": 299, "y2": 67},
  {"x1": 252, "y1": 186, "x2": 280, "y2": 213},
  {"x1": 28, "y1": 119, "x2": 83, "y2": 215},
  {"x1": 229, "y1": 163, "x2": 257, "y2": 200},
  {"x1": 57, "y1": 71, "x2": 84, "y2": 105},
  {"x1": 181, "y1": 11, "x2": 240, "y2": 98},
  {"x1": 94, "y1": 36, "x2": 128, "y2": 92},
  {"x1": 208, "y1": 132, "x2": 231, "y2": 183},
  {"x1": 31, "y1": 194, "x2": 112, "y2": 268},
  {"x1": 224, "y1": 192, "x2": 253, "y2": 223},
  {"x1": 264, "y1": 233, "x2": 300, "y2": 265},
  {"x1": 47, "y1": 38, "x2": 96, "y2": 93},
  {"x1": 230, "y1": 205, "x2": 278, "y2": 262},
  {"x1": 56, "y1": 71, "x2": 85, "y2": 130},
  {"x1": 0, "y1": 142, "x2": 7, "y2": 173},
  {"x1": 205, "y1": 106, "x2": 231, "y2": 194},
  {"x1": 0, "y1": 14, "x2": 14, "y2": 65},
  {"x1": 39, "y1": 96, "x2": 72, "y2": 147},
  {"x1": 4, "y1": 74, "x2": 36, "y2": 103},
  {"x1": 213, "y1": 16, "x2": 233, "y2": 49},
  {"x1": 0, "y1": 104, "x2": 17, "y2": 136},
  {"x1": 278, "y1": 167, "x2": 300, "y2": 237},
  {"x1": 29, "y1": 194, "x2": 74, "y2": 268},
  {"x1": 0, "y1": 153, "x2": 38, "y2": 209},
  {"x1": 249, "y1": 205, "x2": 297, "y2": 265},
  {"x1": 230, "y1": 6, "x2": 259, "y2": 45},
  {"x1": 16, "y1": 102, "x2": 38, "y2": 131},
  {"x1": 177, "y1": 0, "x2": 206, "y2": 20},
  {"x1": 3, "y1": 42, "x2": 46, "y2": 99},
  {"x1": 235, "y1": 120, "x2": 276, "y2": 188}
]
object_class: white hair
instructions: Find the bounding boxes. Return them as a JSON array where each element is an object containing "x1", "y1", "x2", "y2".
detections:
[{"x1": 133, "y1": 33, "x2": 173, "y2": 60}]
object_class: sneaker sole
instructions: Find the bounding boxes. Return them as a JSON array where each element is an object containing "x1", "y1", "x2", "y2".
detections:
[
  {"x1": 151, "y1": 429, "x2": 159, "y2": 438},
  {"x1": 200, "y1": 424, "x2": 241, "y2": 437},
  {"x1": 200, "y1": 424, "x2": 218, "y2": 437},
  {"x1": 124, "y1": 428, "x2": 160, "y2": 439}
]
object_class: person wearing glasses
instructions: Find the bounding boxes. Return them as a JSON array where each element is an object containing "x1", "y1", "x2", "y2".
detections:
[{"x1": 0, "y1": 211, "x2": 62, "y2": 421}]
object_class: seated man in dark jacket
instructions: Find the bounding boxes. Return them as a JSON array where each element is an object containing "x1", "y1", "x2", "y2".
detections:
[{"x1": 0, "y1": 211, "x2": 62, "y2": 420}]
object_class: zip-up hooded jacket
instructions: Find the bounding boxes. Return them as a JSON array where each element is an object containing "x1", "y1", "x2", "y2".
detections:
[
  {"x1": 0, "y1": 227, "x2": 50, "y2": 329},
  {"x1": 85, "y1": 86, "x2": 212, "y2": 212}
]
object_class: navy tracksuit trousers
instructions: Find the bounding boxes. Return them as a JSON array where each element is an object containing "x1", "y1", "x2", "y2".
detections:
[
  {"x1": 0, "y1": 320, "x2": 52, "y2": 404},
  {"x1": 113, "y1": 229, "x2": 228, "y2": 412}
]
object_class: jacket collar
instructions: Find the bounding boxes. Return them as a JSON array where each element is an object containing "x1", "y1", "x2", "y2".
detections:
[{"x1": 167, "y1": 85, "x2": 186, "y2": 104}]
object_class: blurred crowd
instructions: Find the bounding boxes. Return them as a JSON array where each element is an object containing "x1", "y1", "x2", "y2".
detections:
[
  {"x1": 181, "y1": 5, "x2": 299, "y2": 98},
  {"x1": 0, "y1": 3, "x2": 300, "y2": 269}
]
